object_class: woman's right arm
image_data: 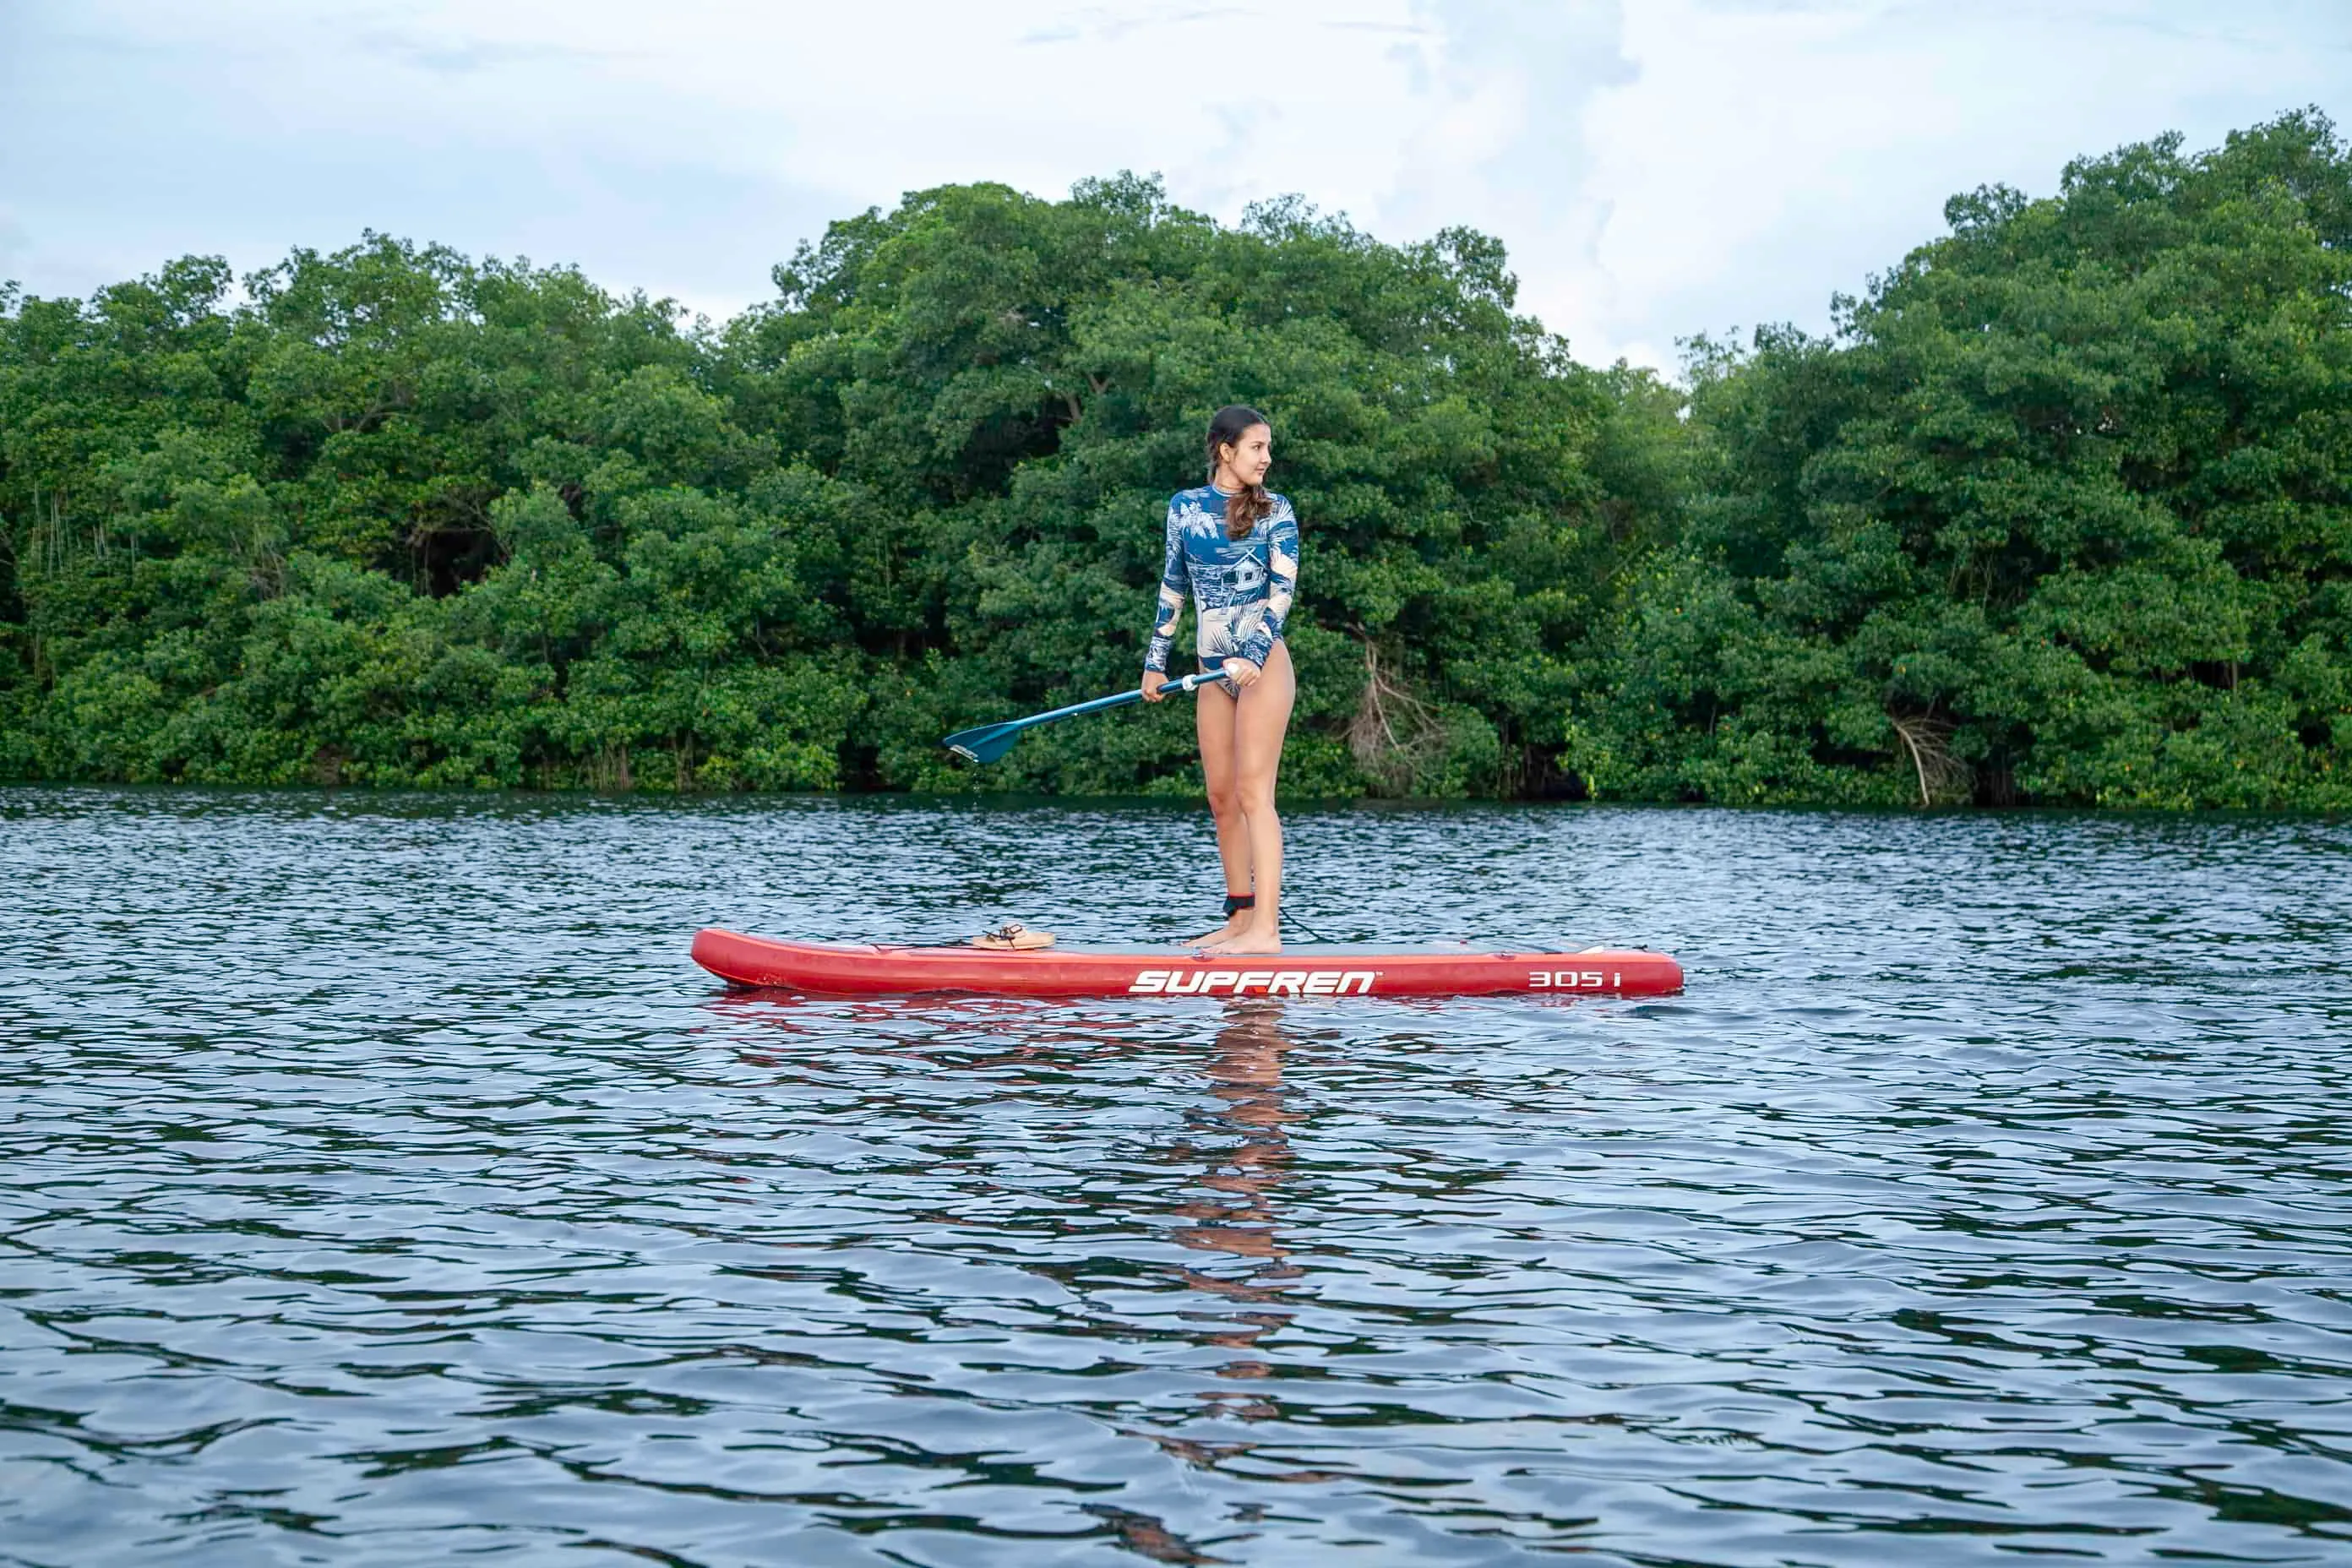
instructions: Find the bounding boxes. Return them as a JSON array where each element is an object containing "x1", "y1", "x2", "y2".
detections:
[{"x1": 1142, "y1": 500, "x2": 1188, "y2": 698}]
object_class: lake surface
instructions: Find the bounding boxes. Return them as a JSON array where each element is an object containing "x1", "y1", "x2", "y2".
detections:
[{"x1": 3, "y1": 788, "x2": 2349, "y2": 1566}]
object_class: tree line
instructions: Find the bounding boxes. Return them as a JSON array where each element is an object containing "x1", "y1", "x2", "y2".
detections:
[{"x1": 2, "y1": 112, "x2": 2344, "y2": 807}]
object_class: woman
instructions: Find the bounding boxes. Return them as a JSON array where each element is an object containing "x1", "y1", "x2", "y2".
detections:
[{"x1": 1142, "y1": 406, "x2": 1299, "y2": 956}]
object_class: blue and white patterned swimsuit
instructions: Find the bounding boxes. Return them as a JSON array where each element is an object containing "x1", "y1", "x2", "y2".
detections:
[{"x1": 1144, "y1": 487, "x2": 1301, "y2": 675}]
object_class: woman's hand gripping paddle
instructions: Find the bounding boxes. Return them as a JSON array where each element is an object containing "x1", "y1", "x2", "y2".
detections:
[{"x1": 944, "y1": 668, "x2": 1232, "y2": 765}]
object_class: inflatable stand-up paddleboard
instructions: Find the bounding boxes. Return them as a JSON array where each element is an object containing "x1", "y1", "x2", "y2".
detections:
[{"x1": 692, "y1": 928, "x2": 1683, "y2": 999}]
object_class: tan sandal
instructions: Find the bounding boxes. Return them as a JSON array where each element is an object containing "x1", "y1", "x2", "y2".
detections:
[{"x1": 972, "y1": 922, "x2": 1054, "y2": 950}]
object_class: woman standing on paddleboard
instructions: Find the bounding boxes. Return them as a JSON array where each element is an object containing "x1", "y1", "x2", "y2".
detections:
[{"x1": 1141, "y1": 406, "x2": 1299, "y2": 956}]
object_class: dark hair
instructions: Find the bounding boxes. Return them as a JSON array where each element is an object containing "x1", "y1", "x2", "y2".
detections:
[{"x1": 1206, "y1": 405, "x2": 1272, "y2": 541}]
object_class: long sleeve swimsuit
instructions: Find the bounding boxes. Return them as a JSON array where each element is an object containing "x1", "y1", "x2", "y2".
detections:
[{"x1": 1144, "y1": 486, "x2": 1301, "y2": 674}]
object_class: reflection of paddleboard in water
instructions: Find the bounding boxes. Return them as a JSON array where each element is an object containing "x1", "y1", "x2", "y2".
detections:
[{"x1": 690, "y1": 929, "x2": 1683, "y2": 999}]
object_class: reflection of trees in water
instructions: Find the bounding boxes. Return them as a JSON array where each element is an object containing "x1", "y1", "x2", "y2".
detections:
[
  {"x1": 716, "y1": 992, "x2": 1338, "y2": 1547},
  {"x1": 1171, "y1": 1000, "x2": 1303, "y2": 1422},
  {"x1": 710, "y1": 989, "x2": 1309, "y2": 1380}
]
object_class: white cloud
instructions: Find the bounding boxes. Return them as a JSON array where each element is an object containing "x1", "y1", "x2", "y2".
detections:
[
  {"x1": 1565, "y1": 0, "x2": 2350, "y2": 367},
  {"x1": 2, "y1": 0, "x2": 2344, "y2": 367}
]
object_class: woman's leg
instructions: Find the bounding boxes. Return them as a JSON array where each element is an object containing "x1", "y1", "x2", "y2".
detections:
[
  {"x1": 1200, "y1": 642, "x2": 1295, "y2": 956},
  {"x1": 1190, "y1": 671, "x2": 1253, "y2": 945}
]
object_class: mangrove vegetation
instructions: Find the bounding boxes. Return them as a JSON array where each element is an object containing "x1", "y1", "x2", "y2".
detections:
[{"x1": 2, "y1": 112, "x2": 2346, "y2": 806}]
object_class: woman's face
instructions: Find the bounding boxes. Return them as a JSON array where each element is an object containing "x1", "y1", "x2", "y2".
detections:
[{"x1": 1219, "y1": 423, "x2": 1273, "y2": 487}]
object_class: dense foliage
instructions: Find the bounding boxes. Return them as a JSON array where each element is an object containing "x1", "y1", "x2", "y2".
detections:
[
  {"x1": 1571, "y1": 112, "x2": 2352, "y2": 808},
  {"x1": 3, "y1": 113, "x2": 2346, "y2": 806}
]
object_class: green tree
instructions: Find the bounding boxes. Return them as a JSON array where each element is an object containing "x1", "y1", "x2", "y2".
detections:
[
  {"x1": 718, "y1": 175, "x2": 1679, "y2": 795},
  {"x1": 1571, "y1": 111, "x2": 2352, "y2": 808},
  {"x1": 6, "y1": 119, "x2": 2340, "y2": 808}
]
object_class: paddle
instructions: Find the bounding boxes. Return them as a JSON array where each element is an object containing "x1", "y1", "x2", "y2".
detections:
[{"x1": 943, "y1": 668, "x2": 1232, "y2": 764}]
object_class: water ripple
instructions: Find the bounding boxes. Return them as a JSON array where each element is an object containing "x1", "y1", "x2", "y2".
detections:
[{"x1": 3, "y1": 788, "x2": 2350, "y2": 1565}]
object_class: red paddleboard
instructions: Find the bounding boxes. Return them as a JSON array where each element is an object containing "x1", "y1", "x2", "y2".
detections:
[{"x1": 691, "y1": 928, "x2": 1683, "y2": 999}]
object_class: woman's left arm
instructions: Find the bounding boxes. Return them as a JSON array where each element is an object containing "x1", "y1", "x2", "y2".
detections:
[{"x1": 1237, "y1": 504, "x2": 1299, "y2": 671}]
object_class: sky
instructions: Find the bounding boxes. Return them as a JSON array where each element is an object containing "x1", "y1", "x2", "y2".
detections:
[{"x1": 2, "y1": 0, "x2": 2346, "y2": 372}]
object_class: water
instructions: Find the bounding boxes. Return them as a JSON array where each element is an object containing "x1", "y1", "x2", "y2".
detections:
[{"x1": 3, "y1": 788, "x2": 2349, "y2": 1566}]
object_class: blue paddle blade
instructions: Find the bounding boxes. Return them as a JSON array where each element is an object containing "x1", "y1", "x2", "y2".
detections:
[{"x1": 942, "y1": 721, "x2": 1024, "y2": 765}]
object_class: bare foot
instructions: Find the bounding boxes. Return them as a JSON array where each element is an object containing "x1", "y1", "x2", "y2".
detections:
[
  {"x1": 1198, "y1": 924, "x2": 1282, "y2": 956},
  {"x1": 1184, "y1": 917, "x2": 1244, "y2": 947}
]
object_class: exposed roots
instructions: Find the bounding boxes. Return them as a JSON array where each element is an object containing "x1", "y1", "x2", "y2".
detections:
[
  {"x1": 1348, "y1": 642, "x2": 1449, "y2": 796},
  {"x1": 588, "y1": 743, "x2": 634, "y2": 793},
  {"x1": 1889, "y1": 710, "x2": 1969, "y2": 808}
]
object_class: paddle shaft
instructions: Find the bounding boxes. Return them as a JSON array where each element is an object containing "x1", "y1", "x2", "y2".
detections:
[
  {"x1": 1006, "y1": 667, "x2": 1227, "y2": 730},
  {"x1": 944, "y1": 668, "x2": 1231, "y2": 762}
]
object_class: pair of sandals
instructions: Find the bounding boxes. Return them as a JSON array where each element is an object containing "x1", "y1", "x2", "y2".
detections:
[
  {"x1": 972, "y1": 896, "x2": 1254, "y2": 952},
  {"x1": 972, "y1": 922, "x2": 1054, "y2": 950}
]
